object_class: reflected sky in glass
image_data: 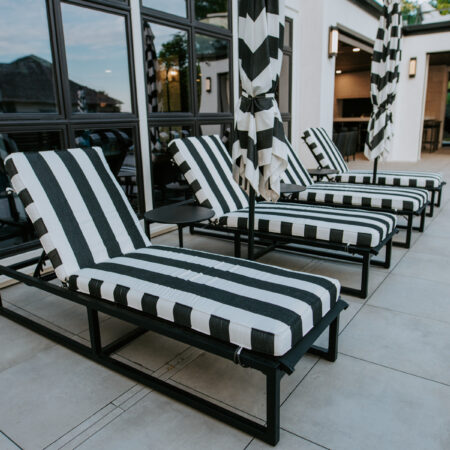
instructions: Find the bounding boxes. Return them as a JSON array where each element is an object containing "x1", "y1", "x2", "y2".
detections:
[
  {"x1": 0, "y1": 0, "x2": 52, "y2": 63},
  {"x1": 142, "y1": 0, "x2": 187, "y2": 17},
  {"x1": 61, "y1": 2, "x2": 132, "y2": 113},
  {"x1": 0, "y1": 0, "x2": 57, "y2": 113}
]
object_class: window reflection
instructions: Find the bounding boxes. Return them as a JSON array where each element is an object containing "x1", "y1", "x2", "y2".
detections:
[
  {"x1": 145, "y1": 22, "x2": 190, "y2": 113},
  {"x1": 61, "y1": 3, "x2": 132, "y2": 113},
  {"x1": 0, "y1": 0, "x2": 57, "y2": 114},
  {"x1": 199, "y1": 123, "x2": 232, "y2": 150},
  {"x1": 142, "y1": 0, "x2": 187, "y2": 18},
  {"x1": 74, "y1": 128, "x2": 140, "y2": 211},
  {"x1": 195, "y1": 34, "x2": 230, "y2": 113},
  {"x1": 278, "y1": 53, "x2": 291, "y2": 114},
  {"x1": 0, "y1": 131, "x2": 63, "y2": 250},
  {"x1": 195, "y1": 0, "x2": 228, "y2": 29},
  {"x1": 150, "y1": 125, "x2": 193, "y2": 207}
]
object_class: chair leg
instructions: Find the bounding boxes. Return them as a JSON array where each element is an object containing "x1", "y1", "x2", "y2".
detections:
[
  {"x1": 383, "y1": 238, "x2": 392, "y2": 269},
  {"x1": 436, "y1": 187, "x2": 443, "y2": 207},
  {"x1": 419, "y1": 208, "x2": 426, "y2": 232},
  {"x1": 340, "y1": 251, "x2": 370, "y2": 299},
  {"x1": 427, "y1": 190, "x2": 435, "y2": 217},
  {"x1": 265, "y1": 369, "x2": 281, "y2": 446},
  {"x1": 87, "y1": 308, "x2": 102, "y2": 356},
  {"x1": 394, "y1": 214, "x2": 413, "y2": 249}
]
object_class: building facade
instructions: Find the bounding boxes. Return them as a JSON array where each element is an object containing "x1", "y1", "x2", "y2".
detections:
[{"x1": 0, "y1": 0, "x2": 449, "y2": 259}]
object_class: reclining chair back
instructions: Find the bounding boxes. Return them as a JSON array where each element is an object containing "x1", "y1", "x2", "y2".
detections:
[
  {"x1": 303, "y1": 127, "x2": 349, "y2": 174},
  {"x1": 5, "y1": 147, "x2": 149, "y2": 281},
  {"x1": 169, "y1": 135, "x2": 248, "y2": 219}
]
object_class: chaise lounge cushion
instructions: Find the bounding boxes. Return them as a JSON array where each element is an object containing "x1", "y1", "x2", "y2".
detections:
[
  {"x1": 5, "y1": 146, "x2": 340, "y2": 357},
  {"x1": 283, "y1": 137, "x2": 428, "y2": 212},
  {"x1": 70, "y1": 245, "x2": 340, "y2": 356},
  {"x1": 219, "y1": 202, "x2": 395, "y2": 248},
  {"x1": 303, "y1": 127, "x2": 443, "y2": 189}
]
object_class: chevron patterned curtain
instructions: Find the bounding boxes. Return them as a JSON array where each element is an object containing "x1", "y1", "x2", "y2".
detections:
[
  {"x1": 144, "y1": 22, "x2": 161, "y2": 151},
  {"x1": 364, "y1": 0, "x2": 402, "y2": 161},
  {"x1": 232, "y1": 0, "x2": 289, "y2": 202}
]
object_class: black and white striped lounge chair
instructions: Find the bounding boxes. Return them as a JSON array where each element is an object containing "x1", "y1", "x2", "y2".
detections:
[
  {"x1": 169, "y1": 136, "x2": 397, "y2": 299},
  {"x1": 0, "y1": 146, "x2": 348, "y2": 446},
  {"x1": 303, "y1": 127, "x2": 445, "y2": 217},
  {"x1": 282, "y1": 138, "x2": 428, "y2": 249}
]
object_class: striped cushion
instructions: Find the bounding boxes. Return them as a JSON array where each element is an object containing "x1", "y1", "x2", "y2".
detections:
[
  {"x1": 300, "y1": 183, "x2": 427, "y2": 212},
  {"x1": 5, "y1": 147, "x2": 150, "y2": 281},
  {"x1": 219, "y1": 202, "x2": 396, "y2": 248},
  {"x1": 169, "y1": 135, "x2": 248, "y2": 219},
  {"x1": 303, "y1": 127, "x2": 349, "y2": 174},
  {"x1": 69, "y1": 245, "x2": 340, "y2": 356},
  {"x1": 334, "y1": 170, "x2": 442, "y2": 189},
  {"x1": 281, "y1": 140, "x2": 314, "y2": 187}
]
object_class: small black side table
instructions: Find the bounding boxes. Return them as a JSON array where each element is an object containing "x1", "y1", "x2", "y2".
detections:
[
  {"x1": 308, "y1": 168, "x2": 338, "y2": 181},
  {"x1": 280, "y1": 183, "x2": 307, "y2": 194},
  {"x1": 144, "y1": 204, "x2": 215, "y2": 248}
]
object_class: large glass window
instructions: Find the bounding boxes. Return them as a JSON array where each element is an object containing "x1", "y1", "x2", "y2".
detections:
[
  {"x1": 0, "y1": 1, "x2": 142, "y2": 257},
  {"x1": 142, "y1": 0, "x2": 187, "y2": 18},
  {"x1": 195, "y1": 0, "x2": 229, "y2": 29},
  {"x1": 143, "y1": 0, "x2": 233, "y2": 207},
  {"x1": 277, "y1": 17, "x2": 293, "y2": 140},
  {"x1": 61, "y1": 2, "x2": 132, "y2": 113},
  {"x1": 144, "y1": 22, "x2": 190, "y2": 113},
  {"x1": 195, "y1": 34, "x2": 230, "y2": 113},
  {"x1": 0, "y1": 130, "x2": 64, "y2": 250},
  {"x1": 0, "y1": 0, "x2": 58, "y2": 114}
]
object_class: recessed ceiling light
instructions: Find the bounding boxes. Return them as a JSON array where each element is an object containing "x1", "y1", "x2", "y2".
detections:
[
  {"x1": 105, "y1": 69, "x2": 112, "y2": 73},
  {"x1": 353, "y1": 47, "x2": 361, "y2": 52},
  {"x1": 336, "y1": 70, "x2": 342, "y2": 74}
]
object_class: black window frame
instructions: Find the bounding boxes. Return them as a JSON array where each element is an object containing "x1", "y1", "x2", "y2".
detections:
[
  {"x1": 280, "y1": 16, "x2": 293, "y2": 140},
  {"x1": 0, "y1": 0, "x2": 145, "y2": 257},
  {"x1": 141, "y1": 0, "x2": 234, "y2": 206}
]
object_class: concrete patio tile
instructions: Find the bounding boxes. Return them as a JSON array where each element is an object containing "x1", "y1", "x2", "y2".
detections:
[
  {"x1": 77, "y1": 390, "x2": 251, "y2": 450},
  {"x1": 314, "y1": 298, "x2": 362, "y2": 348},
  {"x1": 0, "y1": 346, "x2": 134, "y2": 449},
  {"x1": 421, "y1": 215, "x2": 450, "y2": 237},
  {"x1": 246, "y1": 430, "x2": 324, "y2": 449},
  {"x1": 0, "y1": 432, "x2": 20, "y2": 449},
  {"x1": 0, "y1": 316, "x2": 54, "y2": 373},
  {"x1": 170, "y1": 352, "x2": 318, "y2": 420},
  {"x1": 281, "y1": 354, "x2": 450, "y2": 450},
  {"x1": 78, "y1": 316, "x2": 138, "y2": 346},
  {"x1": 258, "y1": 250, "x2": 315, "y2": 272},
  {"x1": 411, "y1": 234, "x2": 450, "y2": 257},
  {"x1": 392, "y1": 252, "x2": 450, "y2": 285},
  {"x1": 303, "y1": 258, "x2": 387, "y2": 301},
  {"x1": 368, "y1": 273, "x2": 450, "y2": 324},
  {"x1": 340, "y1": 305, "x2": 450, "y2": 385},
  {"x1": 116, "y1": 331, "x2": 191, "y2": 372}
]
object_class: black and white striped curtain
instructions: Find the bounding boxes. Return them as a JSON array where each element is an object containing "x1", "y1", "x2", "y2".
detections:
[
  {"x1": 144, "y1": 22, "x2": 161, "y2": 151},
  {"x1": 364, "y1": 0, "x2": 402, "y2": 160},
  {"x1": 232, "y1": 0, "x2": 289, "y2": 202}
]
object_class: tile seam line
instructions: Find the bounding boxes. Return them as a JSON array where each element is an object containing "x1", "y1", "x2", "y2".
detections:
[{"x1": 338, "y1": 352, "x2": 450, "y2": 387}]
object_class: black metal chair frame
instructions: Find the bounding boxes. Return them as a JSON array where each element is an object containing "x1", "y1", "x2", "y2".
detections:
[
  {"x1": 189, "y1": 223, "x2": 394, "y2": 299},
  {"x1": 0, "y1": 254, "x2": 347, "y2": 446}
]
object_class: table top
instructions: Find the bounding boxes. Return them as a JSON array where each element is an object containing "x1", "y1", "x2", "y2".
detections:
[
  {"x1": 308, "y1": 168, "x2": 339, "y2": 176},
  {"x1": 333, "y1": 117, "x2": 370, "y2": 123},
  {"x1": 144, "y1": 204, "x2": 215, "y2": 225},
  {"x1": 280, "y1": 183, "x2": 307, "y2": 194}
]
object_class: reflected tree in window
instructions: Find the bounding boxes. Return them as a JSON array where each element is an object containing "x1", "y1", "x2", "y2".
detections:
[
  {"x1": 158, "y1": 33, "x2": 190, "y2": 112},
  {"x1": 195, "y1": 0, "x2": 228, "y2": 28}
]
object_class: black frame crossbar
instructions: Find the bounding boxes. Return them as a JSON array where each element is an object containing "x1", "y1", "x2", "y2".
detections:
[
  {"x1": 189, "y1": 224, "x2": 394, "y2": 299},
  {"x1": 0, "y1": 261, "x2": 348, "y2": 446}
]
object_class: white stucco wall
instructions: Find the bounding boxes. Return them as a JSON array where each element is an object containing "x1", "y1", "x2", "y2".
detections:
[
  {"x1": 390, "y1": 30, "x2": 450, "y2": 161},
  {"x1": 292, "y1": 0, "x2": 379, "y2": 167}
]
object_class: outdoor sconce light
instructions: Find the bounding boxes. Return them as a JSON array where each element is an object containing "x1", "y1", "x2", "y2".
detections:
[
  {"x1": 409, "y1": 57, "x2": 417, "y2": 78},
  {"x1": 205, "y1": 77, "x2": 212, "y2": 93},
  {"x1": 329, "y1": 27, "x2": 339, "y2": 57}
]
